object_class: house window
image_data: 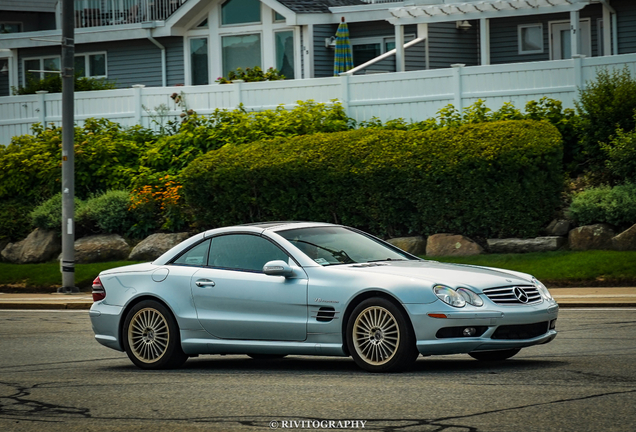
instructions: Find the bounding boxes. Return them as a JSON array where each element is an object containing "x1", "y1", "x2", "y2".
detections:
[
  {"x1": 274, "y1": 12, "x2": 285, "y2": 22},
  {"x1": 275, "y1": 31, "x2": 294, "y2": 79},
  {"x1": 518, "y1": 24, "x2": 543, "y2": 55},
  {"x1": 23, "y1": 57, "x2": 60, "y2": 84},
  {"x1": 190, "y1": 38, "x2": 209, "y2": 85},
  {"x1": 351, "y1": 35, "x2": 414, "y2": 67},
  {"x1": 74, "y1": 53, "x2": 107, "y2": 77},
  {"x1": 0, "y1": 22, "x2": 21, "y2": 33},
  {"x1": 222, "y1": 34, "x2": 261, "y2": 77},
  {"x1": 221, "y1": 0, "x2": 261, "y2": 26}
]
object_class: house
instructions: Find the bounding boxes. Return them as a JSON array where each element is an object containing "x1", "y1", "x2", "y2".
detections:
[{"x1": 2, "y1": 0, "x2": 635, "y2": 98}]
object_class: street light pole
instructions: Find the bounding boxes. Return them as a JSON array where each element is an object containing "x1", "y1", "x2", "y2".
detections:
[{"x1": 59, "y1": 0, "x2": 77, "y2": 293}]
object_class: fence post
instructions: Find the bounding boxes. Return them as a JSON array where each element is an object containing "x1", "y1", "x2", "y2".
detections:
[
  {"x1": 340, "y1": 73, "x2": 350, "y2": 114},
  {"x1": 233, "y1": 79, "x2": 244, "y2": 107},
  {"x1": 36, "y1": 90, "x2": 48, "y2": 128},
  {"x1": 451, "y1": 64, "x2": 465, "y2": 111},
  {"x1": 132, "y1": 84, "x2": 145, "y2": 125},
  {"x1": 572, "y1": 54, "x2": 585, "y2": 92}
]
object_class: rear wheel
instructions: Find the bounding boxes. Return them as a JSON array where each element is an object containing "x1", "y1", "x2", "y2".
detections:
[
  {"x1": 469, "y1": 348, "x2": 520, "y2": 361},
  {"x1": 122, "y1": 300, "x2": 188, "y2": 369},
  {"x1": 346, "y1": 298, "x2": 418, "y2": 373}
]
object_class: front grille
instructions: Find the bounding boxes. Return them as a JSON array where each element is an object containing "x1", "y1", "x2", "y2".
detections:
[
  {"x1": 483, "y1": 285, "x2": 542, "y2": 305},
  {"x1": 492, "y1": 321, "x2": 549, "y2": 339}
]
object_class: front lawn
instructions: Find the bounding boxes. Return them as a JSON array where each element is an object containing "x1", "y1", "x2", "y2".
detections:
[{"x1": 430, "y1": 250, "x2": 636, "y2": 287}]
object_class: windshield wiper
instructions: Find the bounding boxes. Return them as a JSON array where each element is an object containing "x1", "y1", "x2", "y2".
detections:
[
  {"x1": 366, "y1": 258, "x2": 407, "y2": 263},
  {"x1": 291, "y1": 239, "x2": 355, "y2": 264}
]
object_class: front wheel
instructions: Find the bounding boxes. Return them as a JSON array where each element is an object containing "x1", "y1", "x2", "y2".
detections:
[
  {"x1": 469, "y1": 348, "x2": 520, "y2": 361},
  {"x1": 346, "y1": 298, "x2": 418, "y2": 373},
  {"x1": 122, "y1": 300, "x2": 188, "y2": 369}
]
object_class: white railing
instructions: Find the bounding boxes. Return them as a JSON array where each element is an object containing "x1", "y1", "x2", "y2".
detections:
[
  {"x1": 1, "y1": 53, "x2": 636, "y2": 145},
  {"x1": 73, "y1": 0, "x2": 187, "y2": 28}
]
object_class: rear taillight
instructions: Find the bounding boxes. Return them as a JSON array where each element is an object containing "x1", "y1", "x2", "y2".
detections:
[{"x1": 92, "y1": 276, "x2": 106, "y2": 302}]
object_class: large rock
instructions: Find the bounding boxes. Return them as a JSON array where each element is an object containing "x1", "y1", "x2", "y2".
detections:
[
  {"x1": 612, "y1": 224, "x2": 636, "y2": 251},
  {"x1": 568, "y1": 224, "x2": 616, "y2": 251},
  {"x1": 385, "y1": 236, "x2": 426, "y2": 256},
  {"x1": 1, "y1": 229, "x2": 60, "y2": 263},
  {"x1": 129, "y1": 232, "x2": 190, "y2": 261},
  {"x1": 72, "y1": 234, "x2": 130, "y2": 263},
  {"x1": 487, "y1": 237, "x2": 566, "y2": 254},
  {"x1": 426, "y1": 234, "x2": 483, "y2": 257},
  {"x1": 545, "y1": 219, "x2": 571, "y2": 236}
]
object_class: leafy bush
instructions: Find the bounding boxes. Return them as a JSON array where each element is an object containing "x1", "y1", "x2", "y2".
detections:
[
  {"x1": 0, "y1": 199, "x2": 33, "y2": 242},
  {"x1": 129, "y1": 176, "x2": 189, "y2": 238},
  {"x1": 216, "y1": 66, "x2": 285, "y2": 84},
  {"x1": 77, "y1": 190, "x2": 136, "y2": 235},
  {"x1": 182, "y1": 120, "x2": 563, "y2": 238},
  {"x1": 567, "y1": 183, "x2": 636, "y2": 229},
  {"x1": 12, "y1": 74, "x2": 116, "y2": 95},
  {"x1": 31, "y1": 193, "x2": 84, "y2": 232},
  {"x1": 138, "y1": 100, "x2": 351, "y2": 181},
  {"x1": 576, "y1": 67, "x2": 636, "y2": 176},
  {"x1": 603, "y1": 124, "x2": 636, "y2": 184}
]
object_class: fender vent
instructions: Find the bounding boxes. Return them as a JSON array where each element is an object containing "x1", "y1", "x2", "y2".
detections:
[{"x1": 314, "y1": 307, "x2": 337, "y2": 322}]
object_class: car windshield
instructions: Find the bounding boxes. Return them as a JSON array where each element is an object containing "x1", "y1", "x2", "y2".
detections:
[{"x1": 278, "y1": 226, "x2": 416, "y2": 266}]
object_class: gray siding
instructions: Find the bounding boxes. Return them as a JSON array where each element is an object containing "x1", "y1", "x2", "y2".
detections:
[
  {"x1": 0, "y1": 11, "x2": 56, "y2": 31},
  {"x1": 0, "y1": 0, "x2": 57, "y2": 13},
  {"x1": 313, "y1": 24, "x2": 338, "y2": 78},
  {"x1": 615, "y1": 0, "x2": 636, "y2": 54},
  {"x1": 17, "y1": 37, "x2": 184, "y2": 89},
  {"x1": 0, "y1": 60, "x2": 9, "y2": 97},
  {"x1": 428, "y1": 21, "x2": 479, "y2": 69},
  {"x1": 490, "y1": 5, "x2": 603, "y2": 65}
]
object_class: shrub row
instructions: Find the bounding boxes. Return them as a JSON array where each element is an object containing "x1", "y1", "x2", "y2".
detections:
[
  {"x1": 567, "y1": 183, "x2": 636, "y2": 229},
  {"x1": 182, "y1": 120, "x2": 563, "y2": 239}
]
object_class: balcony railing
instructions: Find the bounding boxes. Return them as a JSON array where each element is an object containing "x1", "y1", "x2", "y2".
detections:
[{"x1": 74, "y1": 0, "x2": 188, "y2": 28}]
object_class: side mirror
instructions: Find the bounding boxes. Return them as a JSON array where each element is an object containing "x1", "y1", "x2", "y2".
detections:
[{"x1": 263, "y1": 260, "x2": 294, "y2": 277}]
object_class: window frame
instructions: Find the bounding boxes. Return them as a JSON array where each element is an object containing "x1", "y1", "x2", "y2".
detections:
[
  {"x1": 349, "y1": 34, "x2": 415, "y2": 67},
  {"x1": 74, "y1": 52, "x2": 108, "y2": 78},
  {"x1": 22, "y1": 56, "x2": 60, "y2": 84},
  {"x1": 189, "y1": 36, "x2": 211, "y2": 85},
  {"x1": 518, "y1": 23, "x2": 544, "y2": 55}
]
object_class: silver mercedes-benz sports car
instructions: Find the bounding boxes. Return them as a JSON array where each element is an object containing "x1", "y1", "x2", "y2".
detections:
[{"x1": 89, "y1": 222, "x2": 558, "y2": 372}]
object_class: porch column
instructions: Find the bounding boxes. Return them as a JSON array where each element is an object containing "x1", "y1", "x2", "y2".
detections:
[
  {"x1": 570, "y1": 10, "x2": 580, "y2": 57},
  {"x1": 602, "y1": 3, "x2": 612, "y2": 55},
  {"x1": 480, "y1": 18, "x2": 490, "y2": 65},
  {"x1": 395, "y1": 24, "x2": 405, "y2": 72}
]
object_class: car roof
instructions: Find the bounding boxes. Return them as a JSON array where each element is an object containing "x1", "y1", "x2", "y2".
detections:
[{"x1": 240, "y1": 221, "x2": 338, "y2": 231}]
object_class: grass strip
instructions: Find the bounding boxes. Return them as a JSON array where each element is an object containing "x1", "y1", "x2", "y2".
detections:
[
  {"x1": 0, "y1": 261, "x2": 142, "y2": 292},
  {"x1": 430, "y1": 250, "x2": 636, "y2": 287}
]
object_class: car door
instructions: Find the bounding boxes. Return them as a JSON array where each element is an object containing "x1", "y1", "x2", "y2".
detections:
[{"x1": 189, "y1": 233, "x2": 308, "y2": 341}]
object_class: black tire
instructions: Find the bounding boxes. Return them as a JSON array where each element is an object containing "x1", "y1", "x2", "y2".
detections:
[
  {"x1": 122, "y1": 300, "x2": 188, "y2": 370},
  {"x1": 469, "y1": 348, "x2": 521, "y2": 361},
  {"x1": 247, "y1": 354, "x2": 287, "y2": 360},
  {"x1": 346, "y1": 297, "x2": 418, "y2": 373}
]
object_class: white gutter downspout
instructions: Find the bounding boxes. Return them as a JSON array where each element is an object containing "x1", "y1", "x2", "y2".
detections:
[
  {"x1": 600, "y1": 0, "x2": 618, "y2": 55},
  {"x1": 147, "y1": 29, "x2": 167, "y2": 87}
]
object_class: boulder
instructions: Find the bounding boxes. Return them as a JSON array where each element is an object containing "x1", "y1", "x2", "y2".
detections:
[
  {"x1": 611, "y1": 224, "x2": 636, "y2": 251},
  {"x1": 71, "y1": 234, "x2": 130, "y2": 264},
  {"x1": 385, "y1": 236, "x2": 427, "y2": 256},
  {"x1": 426, "y1": 234, "x2": 483, "y2": 257},
  {"x1": 1, "y1": 229, "x2": 60, "y2": 264},
  {"x1": 129, "y1": 232, "x2": 190, "y2": 261},
  {"x1": 487, "y1": 237, "x2": 566, "y2": 254},
  {"x1": 568, "y1": 224, "x2": 616, "y2": 251},
  {"x1": 545, "y1": 219, "x2": 571, "y2": 236}
]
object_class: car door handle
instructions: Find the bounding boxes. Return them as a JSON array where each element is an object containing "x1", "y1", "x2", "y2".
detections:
[{"x1": 195, "y1": 279, "x2": 216, "y2": 288}]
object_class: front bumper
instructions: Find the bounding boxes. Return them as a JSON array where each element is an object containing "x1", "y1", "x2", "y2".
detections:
[{"x1": 405, "y1": 300, "x2": 559, "y2": 356}]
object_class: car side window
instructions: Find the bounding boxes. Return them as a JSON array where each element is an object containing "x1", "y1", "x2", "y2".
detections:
[
  {"x1": 173, "y1": 239, "x2": 211, "y2": 267},
  {"x1": 208, "y1": 234, "x2": 289, "y2": 272}
]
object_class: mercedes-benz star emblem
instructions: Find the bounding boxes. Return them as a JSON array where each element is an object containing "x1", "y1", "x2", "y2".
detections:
[{"x1": 513, "y1": 286, "x2": 529, "y2": 303}]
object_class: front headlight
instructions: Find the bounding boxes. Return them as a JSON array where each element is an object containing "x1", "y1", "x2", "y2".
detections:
[
  {"x1": 457, "y1": 287, "x2": 484, "y2": 307},
  {"x1": 532, "y1": 277, "x2": 553, "y2": 300},
  {"x1": 433, "y1": 285, "x2": 466, "y2": 308}
]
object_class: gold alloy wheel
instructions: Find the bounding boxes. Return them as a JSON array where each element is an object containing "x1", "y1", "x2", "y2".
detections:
[
  {"x1": 352, "y1": 306, "x2": 400, "y2": 365},
  {"x1": 128, "y1": 308, "x2": 170, "y2": 363}
]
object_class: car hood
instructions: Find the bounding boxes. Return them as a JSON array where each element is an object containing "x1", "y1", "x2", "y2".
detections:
[{"x1": 338, "y1": 260, "x2": 533, "y2": 292}]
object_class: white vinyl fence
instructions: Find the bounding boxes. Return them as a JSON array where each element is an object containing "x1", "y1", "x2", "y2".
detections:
[{"x1": 1, "y1": 53, "x2": 636, "y2": 145}]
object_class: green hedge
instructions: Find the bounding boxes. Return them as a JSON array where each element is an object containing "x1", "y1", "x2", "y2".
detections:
[
  {"x1": 182, "y1": 120, "x2": 563, "y2": 238},
  {"x1": 567, "y1": 183, "x2": 636, "y2": 229}
]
